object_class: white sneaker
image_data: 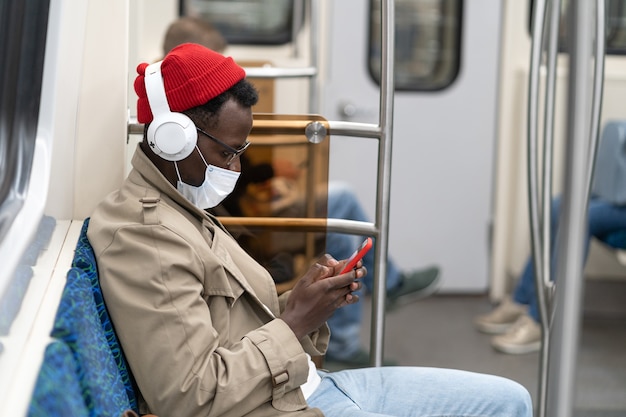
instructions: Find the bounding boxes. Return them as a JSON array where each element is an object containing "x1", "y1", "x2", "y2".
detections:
[
  {"x1": 491, "y1": 314, "x2": 542, "y2": 355},
  {"x1": 474, "y1": 296, "x2": 528, "y2": 334}
]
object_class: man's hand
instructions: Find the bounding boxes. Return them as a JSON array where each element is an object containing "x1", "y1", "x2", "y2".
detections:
[{"x1": 280, "y1": 254, "x2": 365, "y2": 340}]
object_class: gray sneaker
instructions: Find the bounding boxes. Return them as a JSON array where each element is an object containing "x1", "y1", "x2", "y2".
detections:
[
  {"x1": 474, "y1": 296, "x2": 528, "y2": 334},
  {"x1": 387, "y1": 265, "x2": 441, "y2": 309},
  {"x1": 491, "y1": 314, "x2": 542, "y2": 355}
]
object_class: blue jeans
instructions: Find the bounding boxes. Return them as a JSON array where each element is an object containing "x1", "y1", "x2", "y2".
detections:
[
  {"x1": 514, "y1": 196, "x2": 626, "y2": 322},
  {"x1": 307, "y1": 367, "x2": 533, "y2": 416},
  {"x1": 324, "y1": 182, "x2": 402, "y2": 359}
]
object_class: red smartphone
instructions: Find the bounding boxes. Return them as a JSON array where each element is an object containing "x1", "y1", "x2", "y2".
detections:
[{"x1": 340, "y1": 237, "x2": 373, "y2": 274}]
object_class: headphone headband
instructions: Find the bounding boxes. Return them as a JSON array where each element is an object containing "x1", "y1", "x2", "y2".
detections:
[
  {"x1": 144, "y1": 61, "x2": 197, "y2": 161},
  {"x1": 144, "y1": 62, "x2": 171, "y2": 117}
]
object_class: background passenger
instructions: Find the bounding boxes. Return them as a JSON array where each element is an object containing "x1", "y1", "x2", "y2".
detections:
[
  {"x1": 163, "y1": 16, "x2": 227, "y2": 56},
  {"x1": 475, "y1": 122, "x2": 626, "y2": 354},
  {"x1": 475, "y1": 196, "x2": 626, "y2": 354}
]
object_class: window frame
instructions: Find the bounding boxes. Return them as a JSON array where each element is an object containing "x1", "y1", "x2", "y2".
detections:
[
  {"x1": 367, "y1": 0, "x2": 464, "y2": 92},
  {"x1": 529, "y1": 0, "x2": 626, "y2": 56},
  {"x1": 179, "y1": 0, "x2": 304, "y2": 46}
]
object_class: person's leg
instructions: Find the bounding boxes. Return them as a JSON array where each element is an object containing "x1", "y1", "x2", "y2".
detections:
[
  {"x1": 326, "y1": 181, "x2": 403, "y2": 289},
  {"x1": 490, "y1": 197, "x2": 626, "y2": 354},
  {"x1": 488, "y1": 199, "x2": 561, "y2": 352},
  {"x1": 307, "y1": 367, "x2": 532, "y2": 417},
  {"x1": 323, "y1": 231, "x2": 366, "y2": 361},
  {"x1": 327, "y1": 181, "x2": 438, "y2": 294},
  {"x1": 523, "y1": 197, "x2": 626, "y2": 322},
  {"x1": 324, "y1": 182, "x2": 440, "y2": 362},
  {"x1": 324, "y1": 305, "x2": 362, "y2": 361},
  {"x1": 587, "y1": 197, "x2": 626, "y2": 242},
  {"x1": 515, "y1": 196, "x2": 563, "y2": 323},
  {"x1": 326, "y1": 181, "x2": 371, "y2": 223},
  {"x1": 512, "y1": 260, "x2": 538, "y2": 320}
]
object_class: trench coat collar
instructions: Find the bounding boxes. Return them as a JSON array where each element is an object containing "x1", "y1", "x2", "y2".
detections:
[{"x1": 130, "y1": 145, "x2": 277, "y2": 317}]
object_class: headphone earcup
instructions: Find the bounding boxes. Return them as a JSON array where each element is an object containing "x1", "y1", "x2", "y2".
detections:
[{"x1": 147, "y1": 112, "x2": 197, "y2": 161}]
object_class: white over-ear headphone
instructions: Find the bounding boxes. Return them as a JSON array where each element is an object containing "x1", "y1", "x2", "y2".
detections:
[{"x1": 144, "y1": 61, "x2": 197, "y2": 161}]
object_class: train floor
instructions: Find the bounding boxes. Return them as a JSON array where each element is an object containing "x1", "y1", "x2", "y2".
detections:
[{"x1": 326, "y1": 280, "x2": 626, "y2": 416}]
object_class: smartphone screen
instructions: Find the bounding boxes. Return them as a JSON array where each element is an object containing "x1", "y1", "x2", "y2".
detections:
[{"x1": 340, "y1": 237, "x2": 373, "y2": 274}]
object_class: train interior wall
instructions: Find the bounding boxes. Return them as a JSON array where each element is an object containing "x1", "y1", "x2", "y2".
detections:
[{"x1": 1, "y1": 0, "x2": 625, "y2": 414}]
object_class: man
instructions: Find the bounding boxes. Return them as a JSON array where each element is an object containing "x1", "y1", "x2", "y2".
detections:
[
  {"x1": 88, "y1": 43, "x2": 532, "y2": 416},
  {"x1": 161, "y1": 17, "x2": 441, "y2": 368}
]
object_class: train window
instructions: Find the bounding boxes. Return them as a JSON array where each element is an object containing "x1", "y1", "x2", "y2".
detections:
[
  {"x1": 531, "y1": 0, "x2": 626, "y2": 55},
  {"x1": 179, "y1": 0, "x2": 303, "y2": 45},
  {"x1": 368, "y1": 0, "x2": 463, "y2": 91},
  {"x1": 0, "y1": 1, "x2": 48, "y2": 243},
  {"x1": 606, "y1": 0, "x2": 626, "y2": 53},
  {"x1": 0, "y1": 0, "x2": 49, "y2": 327}
]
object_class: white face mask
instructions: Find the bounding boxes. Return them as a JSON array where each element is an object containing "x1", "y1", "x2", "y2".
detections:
[{"x1": 175, "y1": 147, "x2": 240, "y2": 209}]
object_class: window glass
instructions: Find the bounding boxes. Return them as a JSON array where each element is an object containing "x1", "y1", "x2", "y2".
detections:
[
  {"x1": 0, "y1": 0, "x2": 48, "y2": 249},
  {"x1": 369, "y1": 0, "x2": 463, "y2": 91},
  {"x1": 180, "y1": 0, "x2": 300, "y2": 45},
  {"x1": 606, "y1": 0, "x2": 626, "y2": 53},
  {"x1": 531, "y1": 0, "x2": 626, "y2": 55},
  {"x1": 0, "y1": 0, "x2": 49, "y2": 332}
]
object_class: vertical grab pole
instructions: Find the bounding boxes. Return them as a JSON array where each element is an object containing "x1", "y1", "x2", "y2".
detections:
[
  {"x1": 370, "y1": 0, "x2": 395, "y2": 367},
  {"x1": 291, "y1": 0, "x2": 304, "y2": 58},
  {"x1": 304, "y1": 0, "x2": 320, "y2": 262},
  {"x1": 308, "y1": 0, "x2": 320, "y2": 114},
  {"x1": 541, "y1": 0, "x2": 561, "y2": 310},
  {"x1": 537, "y1": 1, "x2": 562, "y2": 416},
  {"x1": 585, "y1": 0, "x2": 605, "y2": 198},
  {"x1": 546, "y1": 1, "x2": 597, "y2": 416},
  {"x1": 527, "y1": 1, "x2": 549, "y2": 415}
]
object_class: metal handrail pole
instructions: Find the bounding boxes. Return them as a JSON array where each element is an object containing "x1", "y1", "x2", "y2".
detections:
[
  {"x1": 585, "y1": 0, "x2": 606, "y2": 198},
  {"x1": 326, "y1": 218, "x2": 377, "y2": 235},
  {"x1": 242, "y1": 67, "x2": 318, "y2": 78},
  {"x1": 538, "y1": 1, "x2": 560, "y2": 415},
  {"x1": 304, "y1": 1, "x2": 321, "y2": 262},
  {"x1": 541, "y1": 0, "x2": 560, "y2": 301},
  {"x1": 527, "y1": 0, "x2": 549, "y2": 414},
  {"x1": 128, "y1": 119, "x2": 382, "y2": 140},
  {"x1": 215, "y1": 218, "x2": 376, "y2": 236},
  {"x1": 546, "y1": 2, "x2": 595, "y2": 416},
  {"x1": 370, "y1": 0, "x2": 395, "y2": 368},
  {"x1": 308, "y1": 0, "x2": 320, "y2": 114},
  {"x1": 327, "y1": 121, "x2": 382, "y2": 138},
  {"x1": 292, "y1": 0, "x2": 304, "y2": 58}
]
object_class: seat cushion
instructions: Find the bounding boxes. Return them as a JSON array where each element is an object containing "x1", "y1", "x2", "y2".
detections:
[
  {"x1": 51, "y1": 268, "x2": 131, "y2": 417},
  {"x1": 72, "y1": 218, "x2": 138, "y2": 412},
  {"x1": 28, "y1": 341, "x2": 89, "y2": 417}
]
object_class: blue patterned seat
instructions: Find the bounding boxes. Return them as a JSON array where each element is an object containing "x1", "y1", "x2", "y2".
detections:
[
  {"x1": 51, "y1": 267, "x2": 132, "y2": 417},
  {"x1": 72, "y1": 218, "x2": 139, "y2": 412},
  {"x1": 28, "y1": 341, "x2": 89, "y2": 417}
]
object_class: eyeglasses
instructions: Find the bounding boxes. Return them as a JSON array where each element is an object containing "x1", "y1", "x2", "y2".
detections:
[{"x1": 196, "y1": 127, "x2": 250, "y2": 166}]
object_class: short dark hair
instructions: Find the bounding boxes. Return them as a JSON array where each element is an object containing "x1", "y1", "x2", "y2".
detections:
[{"x1": 184, "y1": 79, "x2": 259, "y2": 128}]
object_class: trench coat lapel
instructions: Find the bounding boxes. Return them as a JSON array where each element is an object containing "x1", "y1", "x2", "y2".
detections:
[{"x1": 203, "y1": 218, "x2": 279, "y2": 319}]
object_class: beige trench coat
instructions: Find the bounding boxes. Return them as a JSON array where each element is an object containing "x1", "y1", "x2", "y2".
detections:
[{"x1": 87, "y1": 147, "x2": 329, "y2": 417}]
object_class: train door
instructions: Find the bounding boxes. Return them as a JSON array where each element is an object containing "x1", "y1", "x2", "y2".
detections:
[{"x1": 321, "y1": 0, "x2": 501, "y2": 292}]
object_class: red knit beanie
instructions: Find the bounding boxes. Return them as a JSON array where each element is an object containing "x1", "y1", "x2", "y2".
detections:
[{"x1": 134, "y1": 43, "x2": 246, "y2": 123}]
